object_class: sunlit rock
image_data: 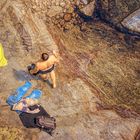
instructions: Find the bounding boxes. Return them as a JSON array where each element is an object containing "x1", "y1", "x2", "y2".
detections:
[
  {"x1": 122, "y1": 9, "x2": 140, "y2": 33},
  {"x1": 80, "y1": 1, "x2": 96, "y2": 16},
  {"x1": 0, "y1": 0, "x2": 140, "y2": 139},
  {"x1": 47, "y1": 6, "x2": 63, "y2": 17},
  {"x1": 80, "y1": 0, "x2": 88, "y2": 5}
]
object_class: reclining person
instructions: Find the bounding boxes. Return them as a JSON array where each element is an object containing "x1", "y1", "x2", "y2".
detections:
[
  {"x1": 12, "y1": 98, "x2": 56, "y2": 135},
  {"x1": 12, "y1": 98, "x2": 40, "y2": 114},
  {"x1": 28, "y1": 51, "x2": 59, "y2": 88}
]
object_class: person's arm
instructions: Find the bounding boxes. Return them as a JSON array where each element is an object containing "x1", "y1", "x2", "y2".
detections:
[
  {"x1": 12, "y1": 105, "x2": 40, "y2": 114},
  {"x1": 24, "y1": 107, "x2": 40, "y2": 114},
  {"x1": 29, "y1": 64, "x2": 39, "y2": 75},
  {"x1": 52, "y1": 51, "x2": 60, "y2": 64}
]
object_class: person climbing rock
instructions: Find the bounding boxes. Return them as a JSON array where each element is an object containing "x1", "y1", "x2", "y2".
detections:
[{"x1": 28, "y1": 51, "x2": 59, "y2": 88}]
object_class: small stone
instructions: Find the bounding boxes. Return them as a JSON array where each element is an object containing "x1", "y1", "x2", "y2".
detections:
[
  {"x1": 60, "y1": 2, "x2": 66, "y2": 7},
  {"x1": 76, "y1": 0, "x2": 80, "y2": 5},
  {"x1": 73, "y1": 0, "x2": 78, "y2": 4},
  {"x1": 73, "y1": 19, "x2": 78, "y2": 25},
  {"x1": 67, "y1": 7, "x2": 74, "y2": 13},
  {"x1": 64, "y1": 22, "x2": 73, "y2": 30},
  {"x1": 32, "y1": 5, "x2": 36, "y2": 9},
  {"x1": 80, "y1": 0, "x2": 88, "y2": 5},
  {"x1": 63, "y1": 9, "x2": 67, "y2": 13},
  {"x1": 51, "y1": 0, "x2": 56, "y2": 5},
  {"x1": 57, "y1": 24, "x2": 61, "y2": 28},
  {"x1": 65, "y1": 4, "x2": 70, "y2": 10},
  {"x1": 47, "y1": 6, "x2": 63, "y2": 17},
  {"x1": 47, "y1": 5, "x2": 51, "y2": 9},
  {"x1": 55, "y1": 1, "x2": 59, "y2": 6},
  {"x1": 64, "y1": 13, "x2": 72, "y2": 22},
  {"x1": 60, "y1": 12, "x2": 64, "y2": 17},
  {"x1": 56, "y1": 15, "x2": 60, "y2": 19},
  {"x1": 59, "y1": 20, "x2": 65, "y2": 26},
  {"x1": 54, "y1": 20, "x2": 59, "y2": 25},
  {"x1": 80, "y1": 23, "x2": 87, "y2": 31}
]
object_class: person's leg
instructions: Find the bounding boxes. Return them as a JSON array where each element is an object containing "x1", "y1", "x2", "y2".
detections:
[
  {"x1": 40, "y1": 74, "x2": 48, "y2": 80},
  {"x1": 50, "y1": 70, "x2": 56, "y2": 88}
]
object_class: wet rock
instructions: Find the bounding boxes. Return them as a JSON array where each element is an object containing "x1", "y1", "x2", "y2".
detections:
[{"x1": 63, "y1": 22, "x2": 74, "y2": 30}]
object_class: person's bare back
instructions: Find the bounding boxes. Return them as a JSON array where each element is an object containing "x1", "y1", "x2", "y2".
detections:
[
  {"x1": 36, "y1": 55, "x2": 59, "y2": 71},
  {"x1": 29, "y1": 51, "x2": 59, "y2": 88}
]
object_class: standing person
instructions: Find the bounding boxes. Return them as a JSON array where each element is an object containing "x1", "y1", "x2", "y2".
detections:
[{"x1": 28, "y1": 51, "x2": 59, "y2": 88}]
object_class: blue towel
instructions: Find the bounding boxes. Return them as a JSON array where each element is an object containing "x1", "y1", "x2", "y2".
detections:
[
  {"x1": 25, "y1": 89, "x2": 42, "y2": 99},
  {"x1": 6, "y1": 81, "x2": 32, "y2": 106}
]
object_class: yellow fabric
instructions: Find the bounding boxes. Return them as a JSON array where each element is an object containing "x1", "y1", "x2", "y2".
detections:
[{"x1": 0, "y1": 43, "x2": 7, "y2": 67}]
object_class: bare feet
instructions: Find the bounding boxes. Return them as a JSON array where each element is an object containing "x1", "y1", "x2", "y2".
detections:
[{"x1": 53, "y1": 84, "x2": 56, "y2": 88}]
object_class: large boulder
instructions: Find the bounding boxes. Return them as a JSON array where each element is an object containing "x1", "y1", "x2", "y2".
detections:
[
  {"x1": 122, "y1": 8, "x2": 140, "y2": 33},
  {"x1": 95, "y1": 0, "x2": 140, "y2": 34},
  {"x1": 96, "y1": 0, "x2": 140, "y2": 24}
]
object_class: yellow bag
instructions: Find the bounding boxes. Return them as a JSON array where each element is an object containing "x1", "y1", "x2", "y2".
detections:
[{"x1": 0, "y1": 43, "x2": 7, "y2": 67}]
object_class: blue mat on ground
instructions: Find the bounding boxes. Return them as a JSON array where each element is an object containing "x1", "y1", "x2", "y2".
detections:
[{"x1": 6, "y1": 81, "x2": 32, "y2": 106}]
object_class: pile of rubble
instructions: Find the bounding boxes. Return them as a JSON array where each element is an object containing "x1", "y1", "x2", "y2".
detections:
[{"x1": 23, "y1": 0, "x2": 95, "y2": 30}]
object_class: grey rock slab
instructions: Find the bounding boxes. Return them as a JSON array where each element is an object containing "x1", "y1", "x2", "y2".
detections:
[{"x1": 122, "y1": 8, "x2": 140, "y2": 33}]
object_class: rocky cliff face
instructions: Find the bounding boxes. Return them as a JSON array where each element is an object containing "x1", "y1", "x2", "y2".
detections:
[{"x1": 0, "y1": 0, "x2": 140, "y2": 140}]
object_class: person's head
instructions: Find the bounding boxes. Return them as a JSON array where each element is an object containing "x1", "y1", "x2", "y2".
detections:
[{"x1": 41, "y1": 53, "x2": 49, "y2": 61}]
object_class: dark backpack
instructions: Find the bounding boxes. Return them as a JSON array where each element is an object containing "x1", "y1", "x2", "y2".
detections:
[{"x1": 35, "y1": 116, "x2": 56, "y2": 135}]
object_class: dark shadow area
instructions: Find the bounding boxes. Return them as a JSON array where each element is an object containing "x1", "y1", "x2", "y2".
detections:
[{"x1": 93, "y1": 0, "x2": 140, "y2": 37}]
